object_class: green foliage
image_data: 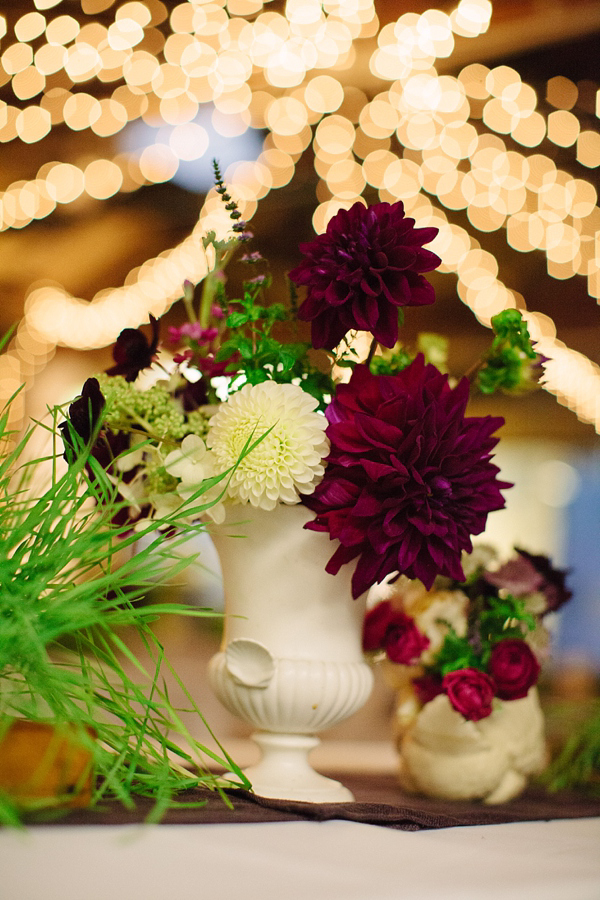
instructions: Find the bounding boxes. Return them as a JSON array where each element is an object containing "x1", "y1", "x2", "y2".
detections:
[
  {"x1": 369, "y1": 345, "x2": 414, "y2": 376},
  {"x1": 0, "y1": 396, "x2": 248, "y2": 825},
  {"x1": 477, "y1": 592, "x2": 536, "y2": 643},
  {"x1": 369, "y1": 333, "x2": 448, "y2": 377},
  {"x1": 216, "y1": 276, "x2": 335, "y2": 408},
  {"x1": 433, "y1": 630, "x2": 481, "y2": 675},
  {"x1": 430, "y1": 592, "x2": 535, "y2": 678},
  {"x1": 476, "y1": 309, "x2": 540, "y2": 395},
  {"x1": 490, "y1": 309, "x2": 535, "y2": 352},
  {"x1": 541, "y1": 701, "x2": 600, "y2": 795}
]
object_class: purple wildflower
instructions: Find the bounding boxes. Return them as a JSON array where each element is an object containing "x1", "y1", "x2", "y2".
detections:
[{"x1": 485, "y1": 548, "x2": 572, "y2": 614}]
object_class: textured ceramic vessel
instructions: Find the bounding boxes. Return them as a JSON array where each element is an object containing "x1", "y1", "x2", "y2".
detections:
[
  {"x1": 208, "y1": 503, "x2": 373, "y2": 802},
  {"x1": 397, "y1": 688, "x2": 547, "y2": 804}
]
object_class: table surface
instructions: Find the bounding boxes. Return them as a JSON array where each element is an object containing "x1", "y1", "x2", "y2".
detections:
[
  {"x1": 3, "y1": 818, "x2": 600, "y2": 900},
  {"x1": 2, "y1": 740, "x2": 600, "y2": 900}
]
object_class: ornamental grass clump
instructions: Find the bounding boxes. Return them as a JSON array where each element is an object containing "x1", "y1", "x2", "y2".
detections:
[{"x1": 0, "y1": 375, "x2": 249, "y2": 825}]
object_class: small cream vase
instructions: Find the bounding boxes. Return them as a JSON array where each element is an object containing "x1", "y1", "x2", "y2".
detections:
[
  {"x1": 208, "y1": 503, "x2": 373, "y2": 803},
  {"x1": 397, "y1": 688, "x2": 547, "y2": 804}
]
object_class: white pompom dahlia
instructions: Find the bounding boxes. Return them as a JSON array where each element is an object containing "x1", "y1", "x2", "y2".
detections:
[{"x1": 206, "y1": 381, "x2": 329, "y2": 510}]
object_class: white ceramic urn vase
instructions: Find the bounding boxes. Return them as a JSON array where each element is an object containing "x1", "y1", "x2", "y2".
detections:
[{"x1": 208, "y1": 503, "x2": 373, "y2": 803}]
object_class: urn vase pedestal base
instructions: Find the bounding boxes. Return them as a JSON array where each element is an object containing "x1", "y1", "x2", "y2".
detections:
[
  {"x1": 241, "y1": 733, "x2": 353, "y2": 803},
  {"x1": 207, "y1": 504, "x2": 373, "y2": 804}
]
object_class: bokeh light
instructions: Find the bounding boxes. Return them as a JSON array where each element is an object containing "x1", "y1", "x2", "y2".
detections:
[{"x1": 0, "y1": 0, "x2": 598, "y2": 432}]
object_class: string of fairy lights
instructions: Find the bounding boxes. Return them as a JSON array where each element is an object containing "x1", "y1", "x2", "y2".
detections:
[{"x1": 0, "y1": 0, "x2": 599, "y2": 430}]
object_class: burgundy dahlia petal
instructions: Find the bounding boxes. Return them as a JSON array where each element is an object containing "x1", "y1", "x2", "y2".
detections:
[
  {"x1": 289, "y1": 201, "x2": 440, "y2": 350},
  {"x1": 303, "y1": 357, "x2": 510, "y2": 598}
]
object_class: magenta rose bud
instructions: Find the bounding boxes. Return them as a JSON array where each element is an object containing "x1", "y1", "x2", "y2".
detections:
[
  {"x1": 383, "y1": 613, "x2": 430, "y2": 665},
  {"x1": 489, "y1": 639, "x2": 540, "y2": 700},
  {"x1": 362, "y1": 600, "x2": 394, "y2": 651},
  {"x1": 413, "y1": 673, "x2": 444, "y2": 705},
  {"x1": 289, "y1": 200, "x2": 440, "y2": 351},
  {"x1": 442, "y1": 668, "x2": 495, "y2": 721}
]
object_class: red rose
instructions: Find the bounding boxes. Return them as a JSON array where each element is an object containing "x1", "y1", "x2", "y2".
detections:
[
  {"x1": 442, "y1": 668, "x2": 495, "y2": 721},
  {"x1": 413, "y1": 673, "x2": 444, "y2": 704},
  {"x1": 383, "y1": 613, "x2": 430, "y2": 665},
  {"x1": 362, "y1": 601, "x2": 394, "y2": 651},
  {"x1": 489, "y1": 639, "x2": 540, "y2": 700}
]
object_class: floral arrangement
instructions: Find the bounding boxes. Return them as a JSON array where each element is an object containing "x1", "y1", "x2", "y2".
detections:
[
  {"x1": 62, "y1": 161, "x2": 544, "y2": 604},
  {"x1": 363, "y1": 545, "x2": 572, "y2": 723}
]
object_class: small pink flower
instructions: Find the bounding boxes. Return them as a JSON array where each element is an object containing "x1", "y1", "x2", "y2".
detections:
[
  {"x1": 169, "y1": 326, "x2": 184, "y2": 344},
  {"x1": 173, "y1": 349, "x2": 194, "y2": 364},
  {"x1": 170, "y1": 323, "x2": 219, "y2": 346}
]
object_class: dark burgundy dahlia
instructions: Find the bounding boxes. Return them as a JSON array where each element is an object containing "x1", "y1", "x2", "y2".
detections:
[
  {"x1": 288, "y1": 201, "x2": 440, "y2": 351},
  {"x1": 304, "y1": 357, "x2": 511, "y2": 599}
]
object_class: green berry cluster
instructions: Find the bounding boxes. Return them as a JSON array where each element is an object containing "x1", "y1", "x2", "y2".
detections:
[
  {"x1": 143, "y1": 465, "x2": 179, "y2": 496},
  {"x1": 96, "y1": 374, "x2": 209, "y2": 443},
  {"x1": 476, "y1": 309, "x2": 540, "y2": 395}
]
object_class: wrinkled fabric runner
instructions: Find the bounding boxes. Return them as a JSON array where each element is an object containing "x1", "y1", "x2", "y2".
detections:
[{"x1": 28, "y1": 773, "x2": 600, "y2": 830}]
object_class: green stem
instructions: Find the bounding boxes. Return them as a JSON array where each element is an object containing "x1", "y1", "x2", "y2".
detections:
[
  {"x1": 182, "y1": 286, "x2": 197, "y2": 325},
  {"x1": 198, "y1": 243, "x2": 237, "y2": 328},
  {"x1": 365, "y1": 337, "x2": 378, "y2": 367},
  {"x1": 463, "y1": 356, "x2": 484, "y2": 383},
  {"x1": 198, "y1": 276, "x2": 214, "y2": 330}
]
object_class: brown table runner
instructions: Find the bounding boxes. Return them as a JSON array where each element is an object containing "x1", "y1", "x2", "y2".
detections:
[{"x1": 28, "y1": 773, "x2": 600, "y2": 830}]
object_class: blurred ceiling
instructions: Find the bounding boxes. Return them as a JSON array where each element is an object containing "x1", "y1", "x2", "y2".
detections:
[{"x1": 0, "y1": 0, "x2": 598, "y2": 440}]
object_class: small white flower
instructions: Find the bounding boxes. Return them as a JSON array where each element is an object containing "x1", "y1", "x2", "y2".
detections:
[
  {"x1": 394, "y1": 582, "x2": 469, "y2": 665},
  {"x1": 164, "y1": 433, "x2": 226, "y2": 523},
  {"x1": 206, "y1": 381, "x2": 329, "y2": 511},
  {"x1": 523, "y1": 591, "x2": 548, "y2": 616},
  {"x1": 411, "y1": 591, "x2": 469, "y2": 663},
  {"x1": 115, "y1": 434, "x2": 147, "y2": 473},
  {"x1": 164, "y1": 434, "x2": 211, "y2": 485},
  {"x1": 151, "y1": 491, "x2": 183, "y2": 519},
  {"x1": 109, "y1": 471, "x2": 146, "y2": 516},
  {"x1": 525, "y1": 622, "x2": 552, "y2": 662},
  {"x1": 177, "y1": 466, "x2": 226, "y2": 524}
]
